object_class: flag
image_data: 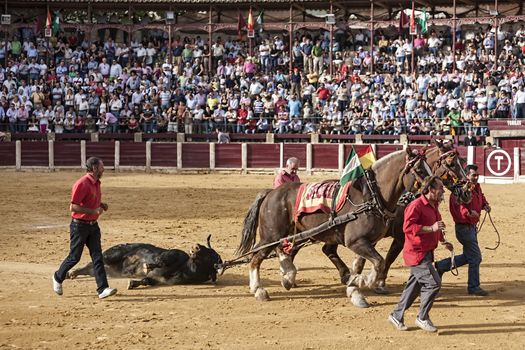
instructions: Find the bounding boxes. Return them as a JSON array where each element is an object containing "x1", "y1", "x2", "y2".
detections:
[
  {"x1": 357, "y1": 145, "x2": 376, "y2": 170},
  {"x1": 340, "y1": 146, "x2": 365, "y2": 187},
  {"x1": 399, "y1": 9, "x2": 409, "y2": 33},
  {"x1": 237, "y1": 11, "x2": 246, "y2": 38},
  {"x1": 52, "y1": 11, "x2": 60, "y2": 35},
  {"x1": 256, "y1": 11, "x2": 264, "y2": 33},
  {"x1": 409, "y1": 5, "x2": 416, "y2": 35},
  {"x1": 46, "y1": 8, "x2": 51, "y2": 29},
  {"x1": 419, "y1": 8, "x2": 428, "y2": 34},
  {"x1": 247, "y1": 8, "x2": 254, "y2": 31}
]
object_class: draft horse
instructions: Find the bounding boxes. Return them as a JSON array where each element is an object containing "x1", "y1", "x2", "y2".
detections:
[
  {"x1": 315, "y1": 142, "x2": 472, "y2": 293},
  {"x1": 236, "y1": 143, "x2": 469, "y2": 307}
]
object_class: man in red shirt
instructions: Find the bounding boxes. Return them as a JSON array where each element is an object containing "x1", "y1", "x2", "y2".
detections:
[
  {"x1": 273, "y1": 157, "x2": 301, "y2": 189},
  {"x1": 389, "y1": 176, "x2": 453, "y2": 332},
  {"x1": 435, "y1": 164, "x2": 490, "y2": 296},
  {"x1": 53, "y1": 157, "x2": 117, "y2": 299}
]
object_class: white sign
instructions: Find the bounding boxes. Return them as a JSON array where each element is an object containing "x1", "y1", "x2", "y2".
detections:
[{"x1": 486, "y1": 149, "x2": 512, "y2": 176}]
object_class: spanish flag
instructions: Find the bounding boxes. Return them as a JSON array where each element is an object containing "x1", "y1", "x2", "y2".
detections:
[
  {"x1": 247, "y1": 8, "x2": 254, "y2": 31},
  {"x1": 357, "y1": 145, "x2": 376, "y2": 170}
]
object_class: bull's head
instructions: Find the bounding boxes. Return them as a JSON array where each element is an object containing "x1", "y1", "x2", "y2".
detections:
[{"x1": 190, "y1": 235, "x2": 223, "y2": 282}]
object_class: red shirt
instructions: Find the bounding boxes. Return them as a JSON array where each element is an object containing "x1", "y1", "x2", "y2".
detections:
[
  {"x1": 449, "y1": 183, "x2": 488, "y2": 225},
  {"x1": 273, "y1": 170, "x2": 300, "y2": 189},
  {"x1": 71, "y1": 174, "x2": 101, "y2": 221},
  {"x1": 402, "y1": 195, "x2": 444, "y2": 266}
]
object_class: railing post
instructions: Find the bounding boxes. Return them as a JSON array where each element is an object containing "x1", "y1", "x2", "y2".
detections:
[
  {"x1": 48, "y1": 140, "x2": 54, "y2": 171},
  {"x1": 146, "y1": 141, "x2": 152, "y2": 172},
  {"x1": 467, "y1": 146, "x2": 475, "y2": 165},
  {"x1": 15, "y1": 140, "x2": 21, "y2": 171},
  {"x1": 355, "y1": 134, "x2": 363, "y2": 144},
  {"x1": 134, "y1": 132, "x2": 143, "y2": 142},
  {"x1": 310, "y1": 133, "x2": 319, "y2": 144},
  {"x1": 80, "y1": 140, "x2": 86, "y2": 169},
  {"x1": 241, "y1": 143, "x2": 248, "y2": 173},
  {"x1": 114, "y1": 141, "x2": 120, "y2": 171},
  {"x1": 177, "y1": 142, "x2": 182, "y2": 170},
  {"x1": 266, "y1": 133, "x2": 274, "y2": 143},
  {"x1": 279, "y1": 142, "x2": 284, "y2": 169},
  {"x1": 338, "y1": 143, "x2": 344, "y2": 177},
  {"x1": 306, "y1": 143, "x2": 313, "y2": 175},
  {"x1": 209, "y1": 142, "x2": 216, "y2": 170}
]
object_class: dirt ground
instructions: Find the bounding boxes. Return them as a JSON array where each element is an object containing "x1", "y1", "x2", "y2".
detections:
[{"x1": 0, "y1": 171, "x2": 524, "y2": 350}]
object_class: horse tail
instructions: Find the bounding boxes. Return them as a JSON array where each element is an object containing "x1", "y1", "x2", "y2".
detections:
[{"x1": 235, "y1": 189, "x2": 272, "y2": 256}]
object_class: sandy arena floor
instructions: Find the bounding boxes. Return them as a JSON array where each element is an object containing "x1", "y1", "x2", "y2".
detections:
[{"x1": 0, "y1": 171, "x2": 524, "y2": 349}]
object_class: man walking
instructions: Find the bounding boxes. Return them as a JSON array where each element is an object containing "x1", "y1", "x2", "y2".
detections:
[
  {"x1": 273, "y1": 157, "x2": 301, "y2": 189},
  {"x1": 53, "y1": 157, "x2": 117, "y2": 299},
  {"x1": 388, "y1": 176, "x2": 453, "y2": 332},
  {"x1": 435, "y1": 164, "x2": 491, "y2": 296}
]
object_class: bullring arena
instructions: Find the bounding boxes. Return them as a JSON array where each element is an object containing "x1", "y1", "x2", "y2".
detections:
[{"x1": 1, "y1": 169, "x2": 524, "y2": 349}]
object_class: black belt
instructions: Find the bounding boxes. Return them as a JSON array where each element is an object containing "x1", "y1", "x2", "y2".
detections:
[{"x1": 72, "y1": 218, "x2": 98, "y2": 225}]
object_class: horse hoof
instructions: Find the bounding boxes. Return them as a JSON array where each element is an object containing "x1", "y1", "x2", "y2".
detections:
[
  {"x1": 352, "y1": 296, "x2": 370, "y2": 308},
  {"x1": 255, "y1": 288, "x2": 270, "y2": 301},
  {"x1": 373, "y1": 286, "x2": 390, "y2": 295},
  {"x1": 281, "y1": 278, "x2": 294, "y2": 291},
  {"x1": 347, "y1": 286, "x2": 369, "y2": 308}
]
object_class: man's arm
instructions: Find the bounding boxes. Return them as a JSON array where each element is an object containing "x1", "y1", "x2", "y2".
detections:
[{"x1": 70, "y1": 203, "x2": 104, "y2": 216}]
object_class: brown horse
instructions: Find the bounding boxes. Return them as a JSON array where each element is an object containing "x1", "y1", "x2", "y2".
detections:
[
  {"x1": 237, "y1": 144, "x2": 466, "y2": 307},
  {"x1": 306, "y1": 143, "x2": 472, "y2": 294}
]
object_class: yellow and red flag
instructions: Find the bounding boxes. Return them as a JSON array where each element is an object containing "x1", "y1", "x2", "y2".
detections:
[
  {"x1": 247, "y1": 8, "x2": 254, "y2": 31},
  {"x1": 357, "y1": 145, "x2": 376, "y2": 170}
]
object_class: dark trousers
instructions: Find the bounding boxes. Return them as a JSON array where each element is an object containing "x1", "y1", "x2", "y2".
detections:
[
  {"x1": 436, "y1": 223, "x2": 482, "y2": 292},
  {"x1": 54, "y1": 221, "x2": 109, "y2": 294},
  {"x1": 392, "y1": 252, "x2": 441, "y2": 322}
]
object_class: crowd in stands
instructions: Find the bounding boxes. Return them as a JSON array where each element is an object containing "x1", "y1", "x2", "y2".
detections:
[{"x1": 0, "y1": 23, "x2": 524, "y2": 139}]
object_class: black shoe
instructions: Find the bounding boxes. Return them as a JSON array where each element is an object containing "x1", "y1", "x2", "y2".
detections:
[{"x1": 468, "y1": 288, "x2": 489, "y2": 296}]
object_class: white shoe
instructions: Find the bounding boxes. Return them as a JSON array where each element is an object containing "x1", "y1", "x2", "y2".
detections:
[
  {"x1": 98, "y1": 287, "x2": 117, "y2": 299},
  {"x1": 52, "y1": 275, "x2": 63, "y2": 296},
  {"x1": 415, "y1": 317, "x2": 438, "y2": 332},
  {"x1": 388, "y1": 314, "x2": 408, "y2": 331}
]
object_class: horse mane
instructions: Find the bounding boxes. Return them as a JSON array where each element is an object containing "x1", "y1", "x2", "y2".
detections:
[{"x1": 370, "y1": 149, "x2": 406, "y2": 172}]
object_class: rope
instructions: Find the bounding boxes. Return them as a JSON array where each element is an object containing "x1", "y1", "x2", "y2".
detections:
[
  {"x1": 442, "y1": 230, "x2": 459, "y2": 276},
  {"x1": 478, "y1": 211, "x2": 501, "y2": 251}
]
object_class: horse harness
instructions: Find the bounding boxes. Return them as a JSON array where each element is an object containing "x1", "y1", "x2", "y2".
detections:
[{"x1": 216, "y1": 151, "x2": 432, "y2": 274}]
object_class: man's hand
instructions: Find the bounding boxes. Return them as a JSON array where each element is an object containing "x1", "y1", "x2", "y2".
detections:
[
  {"x1": 484, "y1": 204, "x2": 491, "y2": 213},
  {"x1": 442, "y1": 241, "x2": 454, "y2": 252},
  {"x1": 468, "y1": 210, "x2": 480, "y2": 219},
  {"x1": 100, "y1": 202, "x2": 109, "y2": 211},
  {"x1": 95, "y1": 207, "x2": 104, "y2": 215},
  {"x1": 431, "y1": 221, "x2": 446, "y2": 232}
]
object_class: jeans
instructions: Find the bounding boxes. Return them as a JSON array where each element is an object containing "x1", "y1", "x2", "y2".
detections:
[
  {"x1": 54, "y1": 221, "x2": 109, "y2": 294},
  {"x1": 436, "y1": 223, "x2": 482, "y2": 292}
]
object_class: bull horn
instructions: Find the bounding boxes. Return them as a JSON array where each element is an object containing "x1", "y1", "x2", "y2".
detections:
[{"x1": 207, "y1": 234, "x2": 212, "y2": 248}]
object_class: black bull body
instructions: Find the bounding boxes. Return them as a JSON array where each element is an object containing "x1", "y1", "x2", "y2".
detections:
[{"x1": 67, "y1": 236, "x2": 222, "y2": 289}]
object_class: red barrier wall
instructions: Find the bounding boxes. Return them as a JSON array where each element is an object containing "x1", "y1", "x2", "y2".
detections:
[
  {"x1": 247, "y1": 144, "x2": 280, "y2": 168},
  {"x1": 283, "y1": 144, "x2": 307, "y2": 167},
  {"x1": 312, "y1": 144, "x2": 338, "y2": 169},
  {"x1": 54, "y1": 142, "x2": 81, "y2": 166},
  {"x1": 0, "y1": 143, "x2": 16, "y2": 166},
  {"x1": 120, "y1": 142, "x2": 146, "y2": 166},
  {"x1": 215, "y1": 144, "x2": 241, "y2": 168},
  {"x1": 481, "y1": 147, "x2": 514, "y2": 177},
  {"x1": 151, "y1": 143, "x2": 177, "y2": 167},
  {"x1": 86, "y1": 141, "x2": 115, "y2": 166},
  {"x1": 21, "y1": 141, "x2": 48, "y2": 166},
  {"x1": 375, "y1": 144, "x2": 404, "y2": 159},
  {"x1": 182, "y1": 143, "x2": 210, "y2": 168}
]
